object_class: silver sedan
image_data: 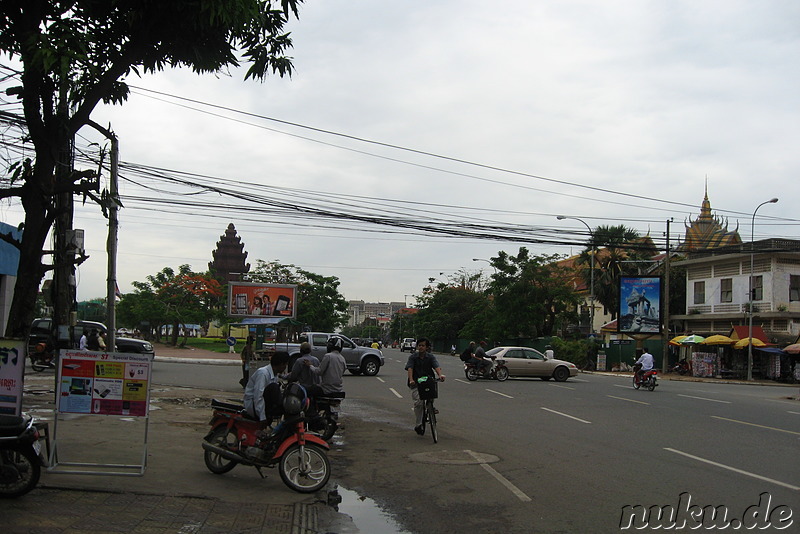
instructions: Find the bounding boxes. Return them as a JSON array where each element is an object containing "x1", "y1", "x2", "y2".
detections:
[{"x1": 486, "y1": 346, "x2": 578, "y2": 382}]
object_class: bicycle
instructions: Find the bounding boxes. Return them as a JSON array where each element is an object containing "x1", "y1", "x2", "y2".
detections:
[{"x1": 416, "y1": 375, "x2": 442, "y2": 443}]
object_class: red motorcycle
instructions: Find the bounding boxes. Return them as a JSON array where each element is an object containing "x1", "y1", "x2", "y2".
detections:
[
  {"x1": 632, "y1": 363, "x2": 658, "y2": 391},
  {"x1": 201, "y1": 385, "x2": 330, "y2": 493}
]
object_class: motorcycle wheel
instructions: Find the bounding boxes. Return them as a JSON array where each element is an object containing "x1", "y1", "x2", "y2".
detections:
[
  {"x1": 495, "y1": 367, "x2": 509, "y2": 382},
  {"x1": 632, "y1": 376, "x2": 641, "y2": 390},
  {"x1": 0, "y1": 447, "x2": 41, "y2": 498},
  {"x1": 30, "y1": 357, "x2": 49, "y2": 373},
  {"x1": 647, "y1": 379, "x2": 657, "y2": 392},
  {"x1": 465, "y1": 368, "x2": 478, "y2": 381},
  {"x1": 318, "y1": 416, "x2": 338, "y2": 442},
  {"x1": 203, "y1": 427, "x2": 239, "y2": 474},
  {"x1": 279, "y1": 443, "x2": 330, "y2": 493}
]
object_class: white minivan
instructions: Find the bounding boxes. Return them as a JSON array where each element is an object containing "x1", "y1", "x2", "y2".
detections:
[{"x1": 400, "y1": 338, "x2": 416, "y2": 352}]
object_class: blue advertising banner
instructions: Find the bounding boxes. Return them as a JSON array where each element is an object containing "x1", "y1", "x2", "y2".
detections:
[{"x1": 618, "y1": 276, "x2": 662, "y2": 334}]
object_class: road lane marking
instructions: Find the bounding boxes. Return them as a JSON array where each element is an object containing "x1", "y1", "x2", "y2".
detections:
[
  {"x1": 464, "y1": 450, "x2": 531, "y2": 502},
  {"x1": 376, "y1": 377, "x2": 385, "y2": 383},
  {"x1": 454, "y1": 378, "x2": 472, "y2": 385},
  {"x1": 664, "y1": 448, "x2": 800, "y2": 491},
  {"x1": 607, "y1": 395, "x2": 650, "y2": 405},
  {"x1": 389, "y1": 388, "x2": 403, "y2": 399},
  {"x1": 486, "y1": 389, "x2": 513, "y2": 399},
  {"x1": 613, "y1": 384, "x2": 632, "y2": 389},
  {"x1": 549, "y1": 383, "x2": 575, "y2": 390},
  {"x1": 789, "y1": 411, "x2": 800, "y2": 415},
  {"x1": 540, "y1": 407, "x2": 591, "y2": 424},
  {"x1": 711, "y1": 415, "x2": 800, "y2": 436},
  {"x1": 678, "y1": 394, "x2": 730, "y2": 404}
]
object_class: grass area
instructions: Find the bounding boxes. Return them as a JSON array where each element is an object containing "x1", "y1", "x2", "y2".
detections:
[{"x1": 168, "y1": 336, "x2": 241, "y2": 354}]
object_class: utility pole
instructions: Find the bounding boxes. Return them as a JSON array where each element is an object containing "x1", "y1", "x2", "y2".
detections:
[{"x1": 662, "y1": 218, "x2": 672, "y2": 373}]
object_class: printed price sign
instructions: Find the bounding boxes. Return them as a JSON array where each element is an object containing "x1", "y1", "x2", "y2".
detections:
[
  {"x1": 0, "y1": 341, "x2": 25, "y2": 416},
  {"x1": 57, "y1": 351, "x2": 152, "y2": 417}
]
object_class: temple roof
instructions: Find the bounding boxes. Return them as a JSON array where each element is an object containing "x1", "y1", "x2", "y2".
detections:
[{"x1": 677, "y1": 185, "x2": 741, "y2": 252}]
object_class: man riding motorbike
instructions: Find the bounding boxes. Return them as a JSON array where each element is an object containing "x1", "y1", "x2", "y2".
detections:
[{"x1": 634, "y1": 347, "x2": 654, "y2": 383}]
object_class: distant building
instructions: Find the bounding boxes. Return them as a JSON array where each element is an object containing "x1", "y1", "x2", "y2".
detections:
[
  {"x1": 677, "y1": 187, "x2": 741, "y2": 252},
  {"x1": 347, "y1": 300, "x2": 406, "y2": 326},
  {"x1": 208, "y1": 223, "x2": 250, "y2": 283},
  {"x1": 0, "y1": 221, "x2": 22, "y2": 334}
]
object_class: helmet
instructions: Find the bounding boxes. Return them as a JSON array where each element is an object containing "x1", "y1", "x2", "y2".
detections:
[
  {"x1": 327, "y1": 336, "x2": 344, "y2": 352},
  {"x1": 282, "y1": 383, "x2": 309, "y2": 415}
]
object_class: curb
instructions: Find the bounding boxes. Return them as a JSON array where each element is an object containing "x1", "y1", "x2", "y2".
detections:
[{"x1": 154, "y1": 356, "x2": 239, "y2": 365}]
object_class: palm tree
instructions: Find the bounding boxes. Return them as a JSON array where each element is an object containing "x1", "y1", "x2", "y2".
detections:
[{"x1": 576, "y1": 225, "x2": 657, "y2": 320}]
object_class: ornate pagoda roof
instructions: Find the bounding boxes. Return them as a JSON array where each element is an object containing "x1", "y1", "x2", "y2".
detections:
[
  {"x1": 677, "y1": 184, "x2": 741, "y2": 252},
  {"x1": 209, "y1": 223, "x2": 250, "y2": 282}
]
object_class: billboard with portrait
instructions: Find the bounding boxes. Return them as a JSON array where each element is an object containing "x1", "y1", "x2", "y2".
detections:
[
  {"x1": 618, "y1": 276, "x2": 662, "y2": 334},
  {"x1": 228, "y1": 282, "x2": 297, "y2": 319}
]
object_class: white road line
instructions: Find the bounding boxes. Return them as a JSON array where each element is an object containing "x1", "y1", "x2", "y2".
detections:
[
  {"x1": 389, "y1": 388, "x2": 403, "y2": 399},
  {"x1": 711, "y1": 415, "x2": 800, "y2": 436},
  {"x1": 486, "y1": 389, "x2": 513, "y2": 399},
  {"x1": 375, "y1": 377, "x2": 385, "y2": 383},
  {"x1": 454, "y1": 378, "x2": 472, "y2": 385},
  {"x1": 549, "y1": 383, "x2": 575, "y2": 390},
  {"x1": 464, "y1": 450, "x2": 531, "y2": 502},
  {"x1": 664, "y1": 448, "x2": 800, "y2": 491},
  {"x1": 613, "y1": 384, "x2": 632, "y2": 389},
  {"x1": 677, "y1": 393, "x2": 730, "y2": 404},
  {"x1": 607, "y1": 395, "x2": 650, "y2": 406},
  {"x1": 540, "y1": 407, "x2": 591, "y2": 424},
  {"x1": 789, "y1": 411, "x2": 800, "y2": 415}
]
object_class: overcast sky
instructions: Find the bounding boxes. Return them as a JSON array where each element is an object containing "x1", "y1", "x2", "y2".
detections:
[{"x1": 4, "y1": 0, "x2": 799, "y2": 306}]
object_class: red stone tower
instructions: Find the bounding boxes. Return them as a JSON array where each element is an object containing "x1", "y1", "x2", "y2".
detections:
[{"x1": 209, "y1": 223, "x2": 250, "y2": 283}]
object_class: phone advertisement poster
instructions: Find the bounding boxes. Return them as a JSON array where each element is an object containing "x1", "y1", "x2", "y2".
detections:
[
  {"x1": 57, "y1": 351, "x2": 152, "y2": 417},
  {"x1": 228, "y1": 282, "x2": 297, "y2": 319},
  {"x1": 0, "y1": 341, "x2": 25, "y2": 415}
]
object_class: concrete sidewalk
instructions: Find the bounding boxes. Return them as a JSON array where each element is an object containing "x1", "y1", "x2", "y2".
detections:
[{"x1": 3, "y1": 358, "x2": 353, "y2": 534}]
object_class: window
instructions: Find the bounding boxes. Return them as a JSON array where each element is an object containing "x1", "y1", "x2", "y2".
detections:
[
  {"x1": 693, "y1": 281, "x2": 705, "y2": 305},
  {"x1": 720, "y1": 278, "x2": 733, "y2": 303},
  {"x1": 312, "y1": 334, "x2": 328, "y2": 347},
  {"x1": 750, "y1": 275, "x2": 763, "y2": 301},
  {"x1": 791, "y1": 275, "x2": 800, "y2": 302},
  {"x1": 523, "y1": 349, "x2": 544, "y2": 360}
]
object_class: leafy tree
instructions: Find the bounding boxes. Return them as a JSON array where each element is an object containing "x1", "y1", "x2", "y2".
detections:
[
  {"x1": 578, "y1": 225, "x2": 657, "y2": 320},
  {"x1": 117, "y1": 265, "x2": 223, "y2": 346},
  {"x1": 249, "y1": 260, "x2": 349, "y2": 332},
  {"x1": 488, "y1": 248, "x2": 582, "y2": 339},
  {"x1": 413, "y1": 284, "x2": 490, "y2": 345},
  {"x1": 0, "y1": 0, "x2": 302, "y2": 337}
]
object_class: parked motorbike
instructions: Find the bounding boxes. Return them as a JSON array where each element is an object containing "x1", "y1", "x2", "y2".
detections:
[
  {"x1": 0, "y1": 413, "x2": 44, "y2": 498},
  {"x1": 670, "y1": 359, "x2": 689, "y2": 376},
  {"x1": 464, "y1": 358, "x2": 509, "y2": 382},
  {"x1": 201, "y1": 387, "x2": 330, "y2": 493},
  {"x1": 307, "y1": 392, "x2": 345, "y2": 442},
  {"x1": 632, "y1": 363, "x2": 658, "y2": 391},
  {"x1": 29, "y1": 343, "x2": 56, "y2": 372}
]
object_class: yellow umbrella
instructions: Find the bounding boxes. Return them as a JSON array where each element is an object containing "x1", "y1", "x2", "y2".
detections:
[
  {"x1": 702, "y1": 335, "x2": 734, "y2": 345},
  {"x1": 669, "y1": 335, "x2": 688, "y2": 346},
  {"x1": 733, "y1": 337, "x2": 766, "y2": 349}
]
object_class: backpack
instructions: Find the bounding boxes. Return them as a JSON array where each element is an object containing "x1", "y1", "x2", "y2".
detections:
[{"x1": 459, "y1": 349, "x2": 472, "y2": 362}]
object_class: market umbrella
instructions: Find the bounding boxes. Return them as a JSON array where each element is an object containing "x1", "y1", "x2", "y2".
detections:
[
  {"x1": 669, "y1": 335, "x2": 688, "y2": 346},
  {"x1": 733, "y1": 337, "x2": 766, "y2": 349},
  {"x1": 680, "y1": 334, "x2": 706, "y2": 345},
  {"x1": 781, "y1": 343, "x2": 800, "y2": 354},
  {"x1": 701, "y1": 335, "x2": 734, "y2": 345}
]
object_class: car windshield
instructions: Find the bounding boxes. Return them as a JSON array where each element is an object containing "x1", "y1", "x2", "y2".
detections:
[{"x1": 486, "y1": 347, "x2": 503, "y2": 356}]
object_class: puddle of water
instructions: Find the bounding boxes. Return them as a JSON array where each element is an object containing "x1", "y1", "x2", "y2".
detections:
[{"x1": 332, "y1": 486, "x2": 412, "y2": 534}]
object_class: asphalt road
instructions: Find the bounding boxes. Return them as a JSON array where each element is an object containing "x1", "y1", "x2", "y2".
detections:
[{"x1": 152, "y1": 348, "x2": 800, "y2": 533}]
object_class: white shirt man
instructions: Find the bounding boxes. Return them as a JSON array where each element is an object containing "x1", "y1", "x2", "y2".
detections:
[{"x1": 636, "y1": 349, "x2": 654, "y2": 371}]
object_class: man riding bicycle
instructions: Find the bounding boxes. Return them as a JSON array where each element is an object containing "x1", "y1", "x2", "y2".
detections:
[{"x1": 405, "y1": 337, "x2": 446, "y2": 435}]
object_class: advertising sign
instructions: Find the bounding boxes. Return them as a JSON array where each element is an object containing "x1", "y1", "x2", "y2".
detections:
[
  {"x1": 0, "y1": 340, "x2": 25, "y2": 415},
  {"x1": 228, "y1": 282, "x2": 297, "y2": 319},
  {"x1": 618, "y1": 276, "x2": 662, "y2": 334},
  {"x1": 57, "y1": 351, "x2": 152, "y2": 417}
]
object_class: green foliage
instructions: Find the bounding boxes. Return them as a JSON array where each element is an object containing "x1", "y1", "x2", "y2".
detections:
[
  {"x1": 413, "y1": 285, "x2": 490, "y2": 343},
  {"x1": 249, "y1": 260, "x2": 348, "y2": 332}
]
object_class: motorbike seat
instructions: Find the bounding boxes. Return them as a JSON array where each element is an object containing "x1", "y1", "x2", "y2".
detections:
[
  {"x1": 211, "y1": 398, "x2": 245, "y2": 413},
  {"x1": 317, "y1": 392, "x2": 346, "y2": 400},
  {"x1": 0, "y1": 414, "x2": 30, "y2": 437}
]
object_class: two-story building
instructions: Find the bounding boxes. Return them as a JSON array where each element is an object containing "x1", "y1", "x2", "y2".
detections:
[{"x1": 671, "y1": 238, "x2": 800, "y2": 344}]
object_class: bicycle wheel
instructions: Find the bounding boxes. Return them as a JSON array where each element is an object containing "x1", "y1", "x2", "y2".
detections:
[{"x1": 426, "y1": 400, "x2": 438, "y2": 443}]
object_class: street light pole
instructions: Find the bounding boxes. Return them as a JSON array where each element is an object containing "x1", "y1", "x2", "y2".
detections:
[
  {"x1": 557, "y1": 216, "x2": 595, "y2": 335},
  {"x1": 747, "y1": 198, "x2": 778, "y2": 381}
]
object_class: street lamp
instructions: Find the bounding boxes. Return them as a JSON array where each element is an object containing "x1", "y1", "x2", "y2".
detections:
[
  {"x1": 557, "y1": 216, "x2": 595, "y2": 335},
  {"x1": 472, "y1": 258, "x2": 497, "y2": 274},
  {"x1": 747, "y1": 197, "x2": 778, "y2": 381}
]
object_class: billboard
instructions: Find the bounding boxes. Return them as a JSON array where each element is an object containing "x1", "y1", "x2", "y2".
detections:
[
  {"x1": 618, "y1": 276, "x2": 662, "y2": 334},
  {"x1": 228, "y1": 282, "x2": 297, "y2": 319}
]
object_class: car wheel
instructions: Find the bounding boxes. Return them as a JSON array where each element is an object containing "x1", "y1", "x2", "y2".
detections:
[
  {"x1": 553, "y1": 366, "x2": 570, "y2": 382},
  {"x1": 361, "y1": 357, "x2": 380, "y2": 376}
]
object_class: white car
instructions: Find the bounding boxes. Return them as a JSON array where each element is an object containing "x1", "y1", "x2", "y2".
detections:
[
  {"x1": 400, "y1": 338, "x2": 416, "y2": 352},
  {"x1": 486, "y1": 346, "x2": 578, "y2": 381}
]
